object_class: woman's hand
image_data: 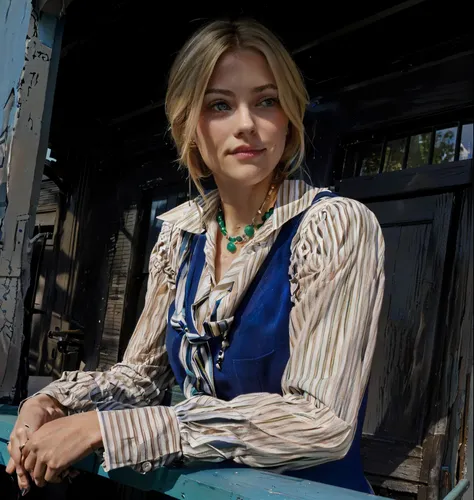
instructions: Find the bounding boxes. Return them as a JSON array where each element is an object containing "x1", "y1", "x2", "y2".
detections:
[
  {"x1": 19, "y1": 411, "x2": 103, "y2": 487},
  {"x1": 6, "y1": 394, "x2": 67, "y2": 494}
]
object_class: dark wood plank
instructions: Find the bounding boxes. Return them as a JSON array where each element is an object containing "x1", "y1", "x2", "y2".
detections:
[
  {"x1": 361, "y1": 437, "x2": 423, "y2": 483},
  {"x1": 421, "y1": 188, "x2": 473, "y2": 499},
  {"x1": 37, "y1": 179, "x2": 60, "y2": 211},
  {"x1": 366, "y1": 196, "x2": 440, "y2": 225},
  {"x1": 367, "y1": 474, "x2": 420, "y2": 496},
  {"x1": 336, "y1": 160, "x2": 472, "y2": 200},
  {"x1": 363, "y1": 194, "x2": 453, "y2": 446}
]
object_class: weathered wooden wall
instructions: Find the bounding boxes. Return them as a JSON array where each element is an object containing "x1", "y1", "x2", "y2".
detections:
[{"x1": 435, "y1": 189, "x2": 473, "y2": 496}]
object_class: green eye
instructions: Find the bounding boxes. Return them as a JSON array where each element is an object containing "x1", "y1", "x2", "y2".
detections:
[
  {"x1": 259, "y1": 98, "x2": 279, "y2": 108},
  {"x1": 211, "y1": 101, "x2": 231, "y2": 111}
]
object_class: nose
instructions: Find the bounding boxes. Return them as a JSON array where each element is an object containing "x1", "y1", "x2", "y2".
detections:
[{"x1": 234, "y1": 105, "x2": 256, "y2": 136}]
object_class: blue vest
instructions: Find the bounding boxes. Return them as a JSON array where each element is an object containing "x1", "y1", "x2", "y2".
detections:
[{"x1": 166, "y1": 192, "x2": 372, "y2": 494}]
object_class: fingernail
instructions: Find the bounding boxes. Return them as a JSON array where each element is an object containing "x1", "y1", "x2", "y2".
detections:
[{"x1": 21, "y1": 487, "x2": 30, "y2": 496}]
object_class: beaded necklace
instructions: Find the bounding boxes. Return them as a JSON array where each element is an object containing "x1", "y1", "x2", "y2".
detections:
[{"x1": 216, "y1": 183, "x2": 276, "y2": 253}]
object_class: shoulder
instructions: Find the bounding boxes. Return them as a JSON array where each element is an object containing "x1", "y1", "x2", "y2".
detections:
[
  {"x1": 291, "y1": 192, "x2": 384, "y2": 271},
  {"x1": 289, "y1": 193, "x2": 384, "y2": 297},
  {"x1": 297, "y1": 192, "x2": 382, "y2": 242}
]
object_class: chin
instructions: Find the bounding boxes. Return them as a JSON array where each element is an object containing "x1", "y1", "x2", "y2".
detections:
[
  {"x1": 223, "y1": 162, "x2": 277, "y2": 187},
  {"x1": 231, "y1": 169, "x2": 274, "y2": 187}
]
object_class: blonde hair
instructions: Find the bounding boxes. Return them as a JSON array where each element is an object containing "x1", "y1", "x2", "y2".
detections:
[{"x1": 165, "y1": 18, "x2": 309, "y2": 196}]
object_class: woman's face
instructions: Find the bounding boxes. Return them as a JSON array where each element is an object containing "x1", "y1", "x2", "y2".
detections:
[{"x1": 196, "y1": 49, "x2": 289, "y2": 187}]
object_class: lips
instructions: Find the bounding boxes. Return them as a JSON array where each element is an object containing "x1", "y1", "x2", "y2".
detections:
[{"x1": 230, "y1": 146, "x2": 266, "y2": 157}]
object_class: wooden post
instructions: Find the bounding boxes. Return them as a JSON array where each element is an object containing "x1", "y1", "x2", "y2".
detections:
[{"x1": 0, "y1": 5, "x2": 64, "y2": 402}]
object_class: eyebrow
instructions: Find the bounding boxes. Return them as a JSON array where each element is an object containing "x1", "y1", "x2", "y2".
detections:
[{"x1": 204, "y1": 84, "x2": 278, "y2": 96}]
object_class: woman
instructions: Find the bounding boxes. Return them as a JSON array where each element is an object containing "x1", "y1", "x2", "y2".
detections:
[{"x1": 7, "y1": 18, "x2": 385, "y2": 496}]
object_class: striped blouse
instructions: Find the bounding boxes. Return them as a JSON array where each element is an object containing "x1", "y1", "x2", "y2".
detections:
[{"x1": 26, "y1": 179, "x2": 385, "y2": 475}]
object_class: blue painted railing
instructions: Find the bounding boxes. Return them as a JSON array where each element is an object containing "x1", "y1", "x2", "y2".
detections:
[{"x1": 0, "y1": 405, "x2": 469, "y2": 499}]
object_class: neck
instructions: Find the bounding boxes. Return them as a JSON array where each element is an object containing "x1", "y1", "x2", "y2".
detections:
[{"x1": 214, "y1": 174, "x2": 277, "y2": 235}]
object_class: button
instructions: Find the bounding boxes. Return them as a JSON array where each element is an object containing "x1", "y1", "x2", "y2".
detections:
[{"x1": 142, "y1": 461, "x2": 152, "y2": 473}]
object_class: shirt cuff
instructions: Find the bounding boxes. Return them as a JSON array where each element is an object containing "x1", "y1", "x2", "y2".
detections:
[{"x1": 97, "y1": 405, "x2": 182, "y2": 473}]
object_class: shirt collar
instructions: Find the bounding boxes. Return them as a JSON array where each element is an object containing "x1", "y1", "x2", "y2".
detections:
[{"x1": 158, "y1": 179, "x2": 325, "y2": 234}]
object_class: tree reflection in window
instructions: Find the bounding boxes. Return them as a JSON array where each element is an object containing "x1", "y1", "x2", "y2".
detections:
[
  {"x1": 343, "y1": 121, "x2": 472, "y2": 180},
  {"x1": 407, "y1": 132, "x2": 431, "y2": 169},
  {"x1": 383, "y1": 138, "x2": 406, "y2": 172},
  {"x1": 433, "y1": 127, "x2": 457, "y2": 164},
  {"x1": 359, "y1": 143, "x2": 382, "y2": 176}
]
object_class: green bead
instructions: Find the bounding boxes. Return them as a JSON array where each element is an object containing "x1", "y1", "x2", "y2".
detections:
[
  {"x1": 236, "y1": 236, "x2": 243, "y2": 242},
  {"x1": 229, "y1": 237, "x2": 236, "y2": 242},
  {"x1": 222, "y1": 229, "x2": 227, "y2": 236},
  {"x1": 244, "y1": 225, "x2": 255, "y2": 237},
  {"x1": 227, "y1": 241, "x2": 237, "y2": 253}
]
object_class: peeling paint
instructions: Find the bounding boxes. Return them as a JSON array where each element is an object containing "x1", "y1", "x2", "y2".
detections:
[
  {"x1": 0, "y1": 5, "x2": 60, "y2": 400},
  {"x1": 0, "y1": 0, "x2": 31, "y2": 244}
]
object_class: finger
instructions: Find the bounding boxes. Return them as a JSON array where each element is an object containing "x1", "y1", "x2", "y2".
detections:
[
  {"x1": 16, "y1": 426, "x2": 30, "y2": 450},
  {"x1": 7, "y1": 435, "x2": 21, "y2": 467},
  {"x1": 44, "y1": 465, "x2": 65, "y2": 484},
  {"x1": 20, "y1": 439, "x2": 32, "y2": 463},
  {"x1": 15, "y1": 464, "x2": 31, "y2": 493},
  {"x1": 9, "y1": 426, "x2": 30, "y2": 466},
  {"x1": 47, "y1": 474, "x2": 63, "y2": 484},
  {"x1": 33, "y1": 459, "x2": 47, "y2": 488},
  {"x1": 5, "y1": 457, "x2": 15, "y2": 474},
  {"x1": 23, "y1": 451, "x2": 36, "y2": 479}
]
